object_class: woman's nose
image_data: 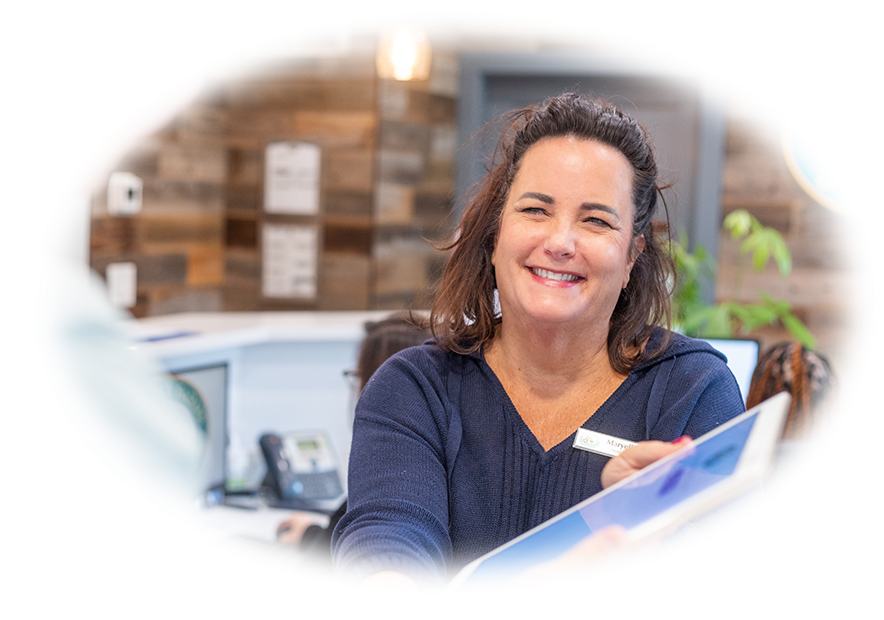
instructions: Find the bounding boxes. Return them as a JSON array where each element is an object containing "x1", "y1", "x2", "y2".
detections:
[{"x1": 543, "y1": 220, "x2": 576, "y2": 258}]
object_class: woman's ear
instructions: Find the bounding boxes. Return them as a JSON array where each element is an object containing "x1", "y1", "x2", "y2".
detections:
[
  {"x1": 623, "y1": 235, "x2": 645, "y2": 288},
  {"x1": 630, "y1": 234, "x2": 646, "y2": 264}
]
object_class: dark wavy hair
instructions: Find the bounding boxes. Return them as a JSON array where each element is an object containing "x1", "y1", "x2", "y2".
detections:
[
  {"x1": 746, "y1": 341, "x2": 834, "y2": 439},
  {"x1": 430, "y1": 93, "x2": 675, "y2": 373}
]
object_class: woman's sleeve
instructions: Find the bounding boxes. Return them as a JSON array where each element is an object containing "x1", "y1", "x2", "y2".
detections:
[
  {"x1": 650, "y1": 351, "x2": 746, "y2": 440},
  {"x1": 330, "y1": 350, "x2": 453, "y2": 583}
]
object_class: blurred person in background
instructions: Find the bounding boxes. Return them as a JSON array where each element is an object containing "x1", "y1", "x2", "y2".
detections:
[{"x1": 747, "y1": 341, "x2": 834, "y2": 440}]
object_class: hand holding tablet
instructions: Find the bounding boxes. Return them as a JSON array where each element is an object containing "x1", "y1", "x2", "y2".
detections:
[
  {"x1": 505, "y1": 437, "x2": 691, "y2": 588},
  {"x1": 600, "y1": 435, "x2": 693, "y2": 489},
  {"x1": 451, "y1": 392, "x2": 791, "y2": 587}
]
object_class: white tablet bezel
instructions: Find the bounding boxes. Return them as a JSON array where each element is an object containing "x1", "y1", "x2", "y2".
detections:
[{"x1": 451, "y1": 392, "x2": 791, "y2": 586}]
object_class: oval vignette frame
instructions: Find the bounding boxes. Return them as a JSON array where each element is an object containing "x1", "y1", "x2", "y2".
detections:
[{"x1": 38, "y1": 18, "x2": 868, "y2": 592}]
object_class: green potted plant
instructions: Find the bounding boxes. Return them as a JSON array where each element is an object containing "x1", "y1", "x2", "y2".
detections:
[{"x1": 670, "y1": 209, "x2": 815, "y2": 348}]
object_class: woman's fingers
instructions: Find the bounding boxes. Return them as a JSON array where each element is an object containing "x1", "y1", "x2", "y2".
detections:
[{"x1": 600, "y1": 436, "x2": 691, "y2": 488}]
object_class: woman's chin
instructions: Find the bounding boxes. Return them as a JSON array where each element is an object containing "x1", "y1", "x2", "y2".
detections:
[{"x1": 512, "y1": 306, "x2": 589, "y2": 329}]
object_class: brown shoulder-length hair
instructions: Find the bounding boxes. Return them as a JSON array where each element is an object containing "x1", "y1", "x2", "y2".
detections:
[{"x1": 430, "y1": 93, "x2": 674, "y2": 374}]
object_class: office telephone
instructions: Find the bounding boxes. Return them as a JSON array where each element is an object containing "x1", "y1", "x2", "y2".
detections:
[{"x1": 259, "y1": 431, "x2": 344, "y2": 511}]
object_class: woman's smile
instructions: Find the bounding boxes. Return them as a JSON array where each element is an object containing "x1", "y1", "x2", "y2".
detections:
[{"x1": 528, "y1": 266, "x2": 582, "y2": 284}]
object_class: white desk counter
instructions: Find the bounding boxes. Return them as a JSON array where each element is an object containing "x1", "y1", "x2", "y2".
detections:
[
  {"x1": 128, "y1": 310, "x2": 393, "y2": 358},
  {"x1": 127, "y1": 311, "x2": 396, "y2": 503}
]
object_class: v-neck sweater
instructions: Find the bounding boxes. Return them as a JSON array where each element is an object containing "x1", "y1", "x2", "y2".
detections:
[{"x1": 331, "y1": 330, "x2": 744, "y2": 582}]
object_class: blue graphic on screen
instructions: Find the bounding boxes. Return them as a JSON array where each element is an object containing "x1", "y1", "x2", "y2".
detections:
[{"x1": 465, "y1": 412, "x2": 758, "y2": 584}]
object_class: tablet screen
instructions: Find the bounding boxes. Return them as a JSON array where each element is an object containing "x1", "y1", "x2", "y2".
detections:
[{"x1": 463, "y1": 410, "x2": 759, "y2": 583}]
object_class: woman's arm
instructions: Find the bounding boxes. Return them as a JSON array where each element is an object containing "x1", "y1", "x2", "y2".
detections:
[{"x1": 331, "y1": 349, "x2": 454, "y2": 583}]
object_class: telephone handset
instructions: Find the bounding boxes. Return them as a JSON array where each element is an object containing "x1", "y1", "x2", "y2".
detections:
[{"x1": 259, "y1": 432, "x2": 344, "y2": 512}]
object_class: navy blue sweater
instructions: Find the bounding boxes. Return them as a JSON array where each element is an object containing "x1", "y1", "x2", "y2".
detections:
[{"x1": 331, "y1": 331, "x2": 744, "y2": 581}]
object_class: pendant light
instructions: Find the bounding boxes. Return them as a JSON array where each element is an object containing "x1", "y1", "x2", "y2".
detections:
[{"x1": 376, "y1": 27, "x2": 431, "y2": 81}]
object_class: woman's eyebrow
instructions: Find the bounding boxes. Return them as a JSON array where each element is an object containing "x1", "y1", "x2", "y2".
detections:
[
  {"x1": 581, "y1": 203, "x2": 620, "y2": 220},
  {"x1": 516, "y1": 191, "x2": 554, "y2": 204}
]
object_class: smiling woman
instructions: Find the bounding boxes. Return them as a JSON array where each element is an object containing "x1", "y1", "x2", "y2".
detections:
[{"x1": 331, "y1": 93, "x2": 746, "y2": 585}]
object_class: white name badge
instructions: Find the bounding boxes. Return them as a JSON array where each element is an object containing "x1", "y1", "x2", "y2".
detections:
[{"x1": 573, "y1": 429, "x2": 636, "y2": 458}]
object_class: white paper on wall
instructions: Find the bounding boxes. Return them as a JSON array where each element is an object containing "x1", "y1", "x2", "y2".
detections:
[
  {"x1": 264, "y1": 142, "x2": 321, "y2": 215},
  {"x1": 261, "y1": 223, "x2": 318, "y2": 299},
  {"x1": 106, "y1": 261, "x2": 137, "y2": 308}
]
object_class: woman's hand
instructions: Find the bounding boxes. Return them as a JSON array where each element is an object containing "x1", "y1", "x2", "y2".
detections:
[
  {"x1": 507, "y1": 525, "x2": 663, "y2": 588},
  {"x1": 600, "y1": 436, "x2": 691, "y2": 489},
  {"x1": 275, "y1": 511, "x2": 330, "y2": 545}
]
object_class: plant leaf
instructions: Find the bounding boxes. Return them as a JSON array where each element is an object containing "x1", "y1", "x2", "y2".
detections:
[
  {"x1": 769, "y1": 232, "x2": 793, "y2": 276},
  {"x1": 723, "y1": 209, "x2": 754, "y2": 240},
  {"x1": 732, "y1": 303, "x2": 778, "y2": 330},
  {"x1": 781, "y1": 314, "x2": 817, "y2": 349},
  {"x1": 760, "y1": 293, "x2": 791, "y2": 314}
]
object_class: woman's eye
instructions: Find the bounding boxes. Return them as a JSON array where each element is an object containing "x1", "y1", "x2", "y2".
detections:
[{"x1": 584, "y1": 216, "x2": 611, "y2": 227}]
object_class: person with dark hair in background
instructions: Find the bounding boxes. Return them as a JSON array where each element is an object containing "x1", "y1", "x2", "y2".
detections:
[
  {"x1": 746, "y1": 342, "x2": 843, "y2": 498},
  {"x1": 331, "y1": 93, "x2": 747, "y2": 586},
  {"x1": 746, "y1": 341, "x2": 834, "y2": 440},
  {"x1": 276, "y1": 315, "x2": 431, "y2": 556}
]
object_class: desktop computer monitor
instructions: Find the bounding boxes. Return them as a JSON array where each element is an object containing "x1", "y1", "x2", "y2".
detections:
[
  {"x1": 168, "y1": 363, "x2": 229, "y2": 492},
  {"x1": 702, "y1": 338, "x2": 760, "y2": 404}
]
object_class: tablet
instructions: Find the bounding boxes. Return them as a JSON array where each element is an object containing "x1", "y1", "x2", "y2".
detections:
[{"x1": 450, "y1": 391, "x2": 791, "y2": 587}]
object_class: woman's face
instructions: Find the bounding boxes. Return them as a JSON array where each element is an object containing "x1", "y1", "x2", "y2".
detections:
[{"x1": 491, "y1": 136, "x2": 644, "y2": 334}]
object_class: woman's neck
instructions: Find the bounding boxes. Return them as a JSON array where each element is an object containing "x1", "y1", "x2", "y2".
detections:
[{"x1": 485, "y1": 318, "x2": 620, "y2": 389}]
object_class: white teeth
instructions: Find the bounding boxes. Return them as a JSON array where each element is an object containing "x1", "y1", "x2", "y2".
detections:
[{"x1": 532, "y1": 267, "x2": 579, "y2": 282}]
